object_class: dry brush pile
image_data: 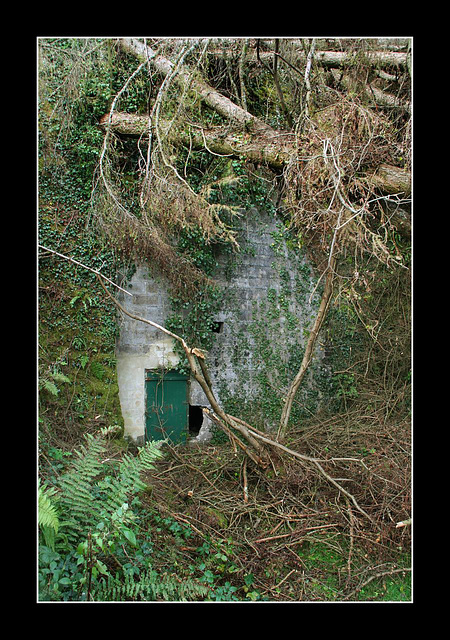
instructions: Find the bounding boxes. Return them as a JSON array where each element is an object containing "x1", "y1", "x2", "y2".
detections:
[{"x1": 139, "y1": 401, "x2": 410, "y2": 601}]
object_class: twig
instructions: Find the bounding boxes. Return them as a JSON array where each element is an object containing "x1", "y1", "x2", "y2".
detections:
[
  {"x1": 243, "y1": 427, "x2": 376, "y2": 525},
  {"x1": 343, "y1": 567, "x2": 411, "y2": 601},
  {"x1": 165, "y1": 441, "x2": 225, "y2": 494},
  {"x1": 203, "y1": 408, "x2": 265, "y2": 466},
  {"x1": 396, "y1": 518, "x2": 411, "y2": 528},
  {"x1": 303, "y1": 38, "x2": 316, "y2": 119},
  {"x1": 95, "y1": 272, "x2": 188, "y2": 346},
  {"x1": 277, "y1": 253, "x2": 336, "y2": 439},
  {"x1": 38, "y1": 245, "x2": 132, "y2": 296},
  {"x1": 254, "y1": 531, "x2": 293, "y2": 544},
  {"x1": 242, "y1": 456, "x2": 249, "y2": 504},
  {"x1": 273, "y1": 568, "x2": 296, "y2": 591},
  {"x1": 238, "y1": 39, "x2": 249, "y2": 112},
  {"x1": 98, "y1": 59, "x2": 147, "y2": 218},
  {"x1": 346, "y1": 500, "x2": 355, "y2": 585}
]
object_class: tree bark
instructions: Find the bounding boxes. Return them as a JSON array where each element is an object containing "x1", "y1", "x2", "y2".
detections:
[
  {"x1": 312, "y1": 49, "x2": 408, "y2": 69},
  {"x1": 208, "y1": 47, "x2": 409, "y2": 70},
  {"x1": 330, "y1": 69, "x2": 411, "y2": 114},
  {"x1": 118, "y1": 38, "x2": 271, "y2": 133},
  {"x1": 99, "y1": 111, "x2": 294, "y2": 170},
  {"x1": 368, "y1": 163, "x2": 411, "y2": 196}
]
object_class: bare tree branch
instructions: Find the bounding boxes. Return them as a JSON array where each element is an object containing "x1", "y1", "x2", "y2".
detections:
[
  {"x1": 278, "y1": 254, "x2": 337, "y2": 440},
  {"x1": 38, "y1": 245, "x2": 132, "y2": 296}
]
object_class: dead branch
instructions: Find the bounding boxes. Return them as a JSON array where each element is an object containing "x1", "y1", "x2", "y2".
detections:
[
  {"x1": 118, "y1": 38, "x2": 271, "y2": 132},
  {"x1": 343, "y1": 566, "x2": 411, "y2": 601},
  {"x1": 278, "y1": 254, "x2": 337, "y2": 439},
  {"x1": 100, "y1": 111, "x2": 294, "y2": 170},
  {"x1": 203, "y1": 408, "x2": 264, "y2": 467},
  {"x1": 38, "y1": 245, "x2": 132, "y2": 296},
  {"x1": 246, "y1": 427, "x2": 375, "y2": 524}
]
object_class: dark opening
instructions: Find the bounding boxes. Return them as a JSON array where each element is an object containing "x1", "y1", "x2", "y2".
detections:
[
  {"x1": 212, "y1": 321, "x2": 224, "y2": 334},
  {"x1": 189, "y1": 405, "x2": 204, "y2": 435}
]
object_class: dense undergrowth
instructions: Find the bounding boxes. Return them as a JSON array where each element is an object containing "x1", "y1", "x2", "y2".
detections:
[{"x1": 38, "y1": 401, "x2": 411, "y2": 602}]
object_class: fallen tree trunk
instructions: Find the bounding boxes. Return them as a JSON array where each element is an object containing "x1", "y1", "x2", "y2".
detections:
[
  {"x1": 368, "y1": 163, "x2": 411, "y2": 196},
  {"x1": 207, "y1": 46, "x2": 409, "y2": 70},
  {"x1": 112, "y1": 38, "x2": 411, "y2": 196},
  {"x1": 329, "y1": 69, "x2": 411, "y2": 115},
  {"x1": 99, "y1": 111, "x2": 294, "y2": 170},
  {"x1": 100, "y1": 111, "x2": 410, "y2": 195},
  {"x1": 118, "y1": 38, "x2": 271, "y2": 133},
  {"x1": 314, "y1": 49, "x2": 408, "y2": 69},
  {"x1": 113, "y1": 37, "x2": 411, "y2": 195}
]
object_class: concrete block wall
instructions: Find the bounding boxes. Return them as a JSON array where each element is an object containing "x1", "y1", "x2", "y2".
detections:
[{"x1": 116, "y1": 208, "x2": 327, "y2": 443}]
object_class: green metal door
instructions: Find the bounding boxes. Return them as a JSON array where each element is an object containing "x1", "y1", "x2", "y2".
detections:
[{"x1": 145, "y1": 370, "x2": 188, "y2": 444}]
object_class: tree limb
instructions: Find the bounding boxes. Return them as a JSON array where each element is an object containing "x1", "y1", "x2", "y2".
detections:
[
  {"x1": 209, "y1": 46, "x2": 408, "y2": 70},
  {"x1": 251, "y1": 48, "x2": 408, "y2": 69},
  {"x1": 38, "y1": 245, "x2": 132, "y2": 296},
  {"x1": 99, "y1": 111, "x2": 294, "y2": 170},
  {"x1": 277, "y1": 254, "x2": 337, "y2": 440},
  {"x1": 239, "y1": 414, "x2": 376, "y2": 524},
  {"x1": 100, "y1": 110, "x2": 410, "y2": 196}
]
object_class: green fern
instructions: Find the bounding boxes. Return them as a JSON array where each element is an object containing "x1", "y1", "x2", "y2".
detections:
[
  {"x1": 94, "y1": 569, "x2": 210, "y2": 602},
  {"x1": 42, "y1": 431, "x2": 171, "y2": 600},
  {"x1": 39, "y1": 370, "x2": 71, "y2": 396},
  {"x1": 57, "y1": 433, "x2": 107, "y2": 542},
  {"x1": 55, "y1": 433, "x2": 164, "y2": 546},
  {"x1": 38, "y1": 481, "x2": 60, "y2": 549},
  {"x1": 97, "y1": 440, "x2": 164, "y2": 513}
]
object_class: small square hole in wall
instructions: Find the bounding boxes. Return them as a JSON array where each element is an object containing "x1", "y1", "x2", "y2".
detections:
[{"x1": 212, "y1": 321, "x2": 224, "y2": 334}]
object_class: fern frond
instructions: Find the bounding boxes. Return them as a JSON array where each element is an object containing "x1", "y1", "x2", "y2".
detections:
[
  {"x1": 38, "y1": 483, "x2": 60, "y2": 533},
  {"x1": 56, "y1": 433, "x2": 165, "y2": 547},
  {"x1": 42, "y1": 379, "x2": 59, "y2": 396},
  {"x1": 50, "y1": 371, "x2": 71, "y2": 384},
  {"x1": 57, "y1": 434, "x2": 108, "y2": 540},
  {"x1": 96, "y1": 440, "x2": 164, "y2": 515},
  {"x1": 137, "y1": 440, "x2": 165, "y2": 469},
  {"x1": 38, "y1": 481, "x2": 60, "y2": 549},
  {"x1": 94, "y1": 569, "x2": 209, "y2": 602}
]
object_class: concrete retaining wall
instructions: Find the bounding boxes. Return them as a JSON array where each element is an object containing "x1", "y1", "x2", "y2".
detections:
[{"x1": 116, "y1": 208, "x2": 328, "y2": 443}]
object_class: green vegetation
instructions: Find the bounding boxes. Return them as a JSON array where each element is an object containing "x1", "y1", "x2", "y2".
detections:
[
  {"x1": 39, "y1": 39, "x2": 135, "y2": 450},
  {"x1": 38, "y1": 429, "x2": 209, "y2": 601},
  {"x1": 38, "y1": 429, "x2": 266, "y2": 601}
]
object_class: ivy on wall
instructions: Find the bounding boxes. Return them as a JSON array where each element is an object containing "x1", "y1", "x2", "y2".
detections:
[{"x1": 38, "y1": 39, "x2": 140, "y2": 436}]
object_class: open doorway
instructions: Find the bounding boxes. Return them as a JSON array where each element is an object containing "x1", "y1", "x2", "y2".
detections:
[{"x1": 189, "y1": 405, "x2": 205, "y2": 436}]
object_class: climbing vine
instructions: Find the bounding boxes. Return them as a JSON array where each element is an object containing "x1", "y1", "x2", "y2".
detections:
[{"x1": 38, "y1": 39, "x2": 138, "y2": 444}]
